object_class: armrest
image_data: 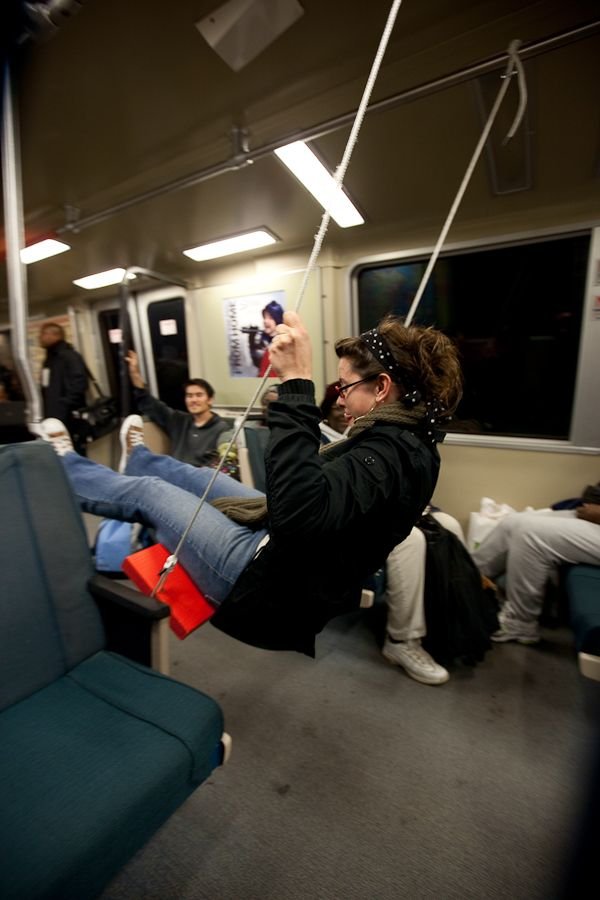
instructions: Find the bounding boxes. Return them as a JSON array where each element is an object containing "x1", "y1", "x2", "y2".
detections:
[
  {"x1": 89, "y1": 573, "x2": 169, "y2": 620},
  {"x1": 89, "y1": 573, "x2": 170, "y2": 672}
]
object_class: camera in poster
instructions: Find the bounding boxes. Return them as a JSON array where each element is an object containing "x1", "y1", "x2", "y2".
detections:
[{"x1": 223, "y1": 290, "x2": 285, "y2": 377}]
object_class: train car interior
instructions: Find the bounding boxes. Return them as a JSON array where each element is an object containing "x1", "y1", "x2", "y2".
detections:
[{"x1": 1, "y1": 1, "x2": 600, "y2": 898}]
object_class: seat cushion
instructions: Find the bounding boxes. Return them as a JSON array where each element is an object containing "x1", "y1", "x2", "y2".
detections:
[
  {"x1": 566, "y1": 565, "x2": 600, "y2": 654},
  {"x1": 0, "y1": 651, "x2": 224, "y2": 900}
]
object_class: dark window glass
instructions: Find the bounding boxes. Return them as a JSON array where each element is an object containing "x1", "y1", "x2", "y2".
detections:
[
  {"x1": 146, "y1": 297, "x2": 189, "y2": 410},
  {"x1": 98, "y1": 309, "x2": 124, "y2": 400},
  {"x1": 356, "y1": 234, "x2": 590, "y2": 439},
  {"x1": 97, "y1": 308, "x2": 137, "y2": 418}
]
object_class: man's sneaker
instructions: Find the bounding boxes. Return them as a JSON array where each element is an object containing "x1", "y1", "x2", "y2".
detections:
[
  {"x1": 382, "y1": 637, "x2": 450, "y2": 685},
  {"x1": 119, "y1": 414, "x2": 145, "y2": 473},
  {"x1": 40, "y1": 418, "x2": 75, "y2": 456},
  {"x1": 491, "y1": 613, "x2": 540, "y2": 645}
]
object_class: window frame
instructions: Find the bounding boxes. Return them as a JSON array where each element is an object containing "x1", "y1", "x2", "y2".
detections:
[{"x1": 348, "y1": 224, "x2": 600, "y2": 454}]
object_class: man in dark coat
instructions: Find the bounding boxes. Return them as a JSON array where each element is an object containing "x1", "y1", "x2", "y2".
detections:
[{"x1": 39, "y1": 322, "x2": 88, "y2": 453}]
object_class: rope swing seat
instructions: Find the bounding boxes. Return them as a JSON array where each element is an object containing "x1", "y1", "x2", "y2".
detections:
[{"x1": 122, "y1": 544, "x2": 215, "y2": 638}]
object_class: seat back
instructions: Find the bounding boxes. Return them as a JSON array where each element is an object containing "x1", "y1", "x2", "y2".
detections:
[
  {"x1": 242, "y1": 425, "x2": 270, "y2": 492},
  {"x1": 0, "y1": 442, "x2": 104, "y2": 711}
]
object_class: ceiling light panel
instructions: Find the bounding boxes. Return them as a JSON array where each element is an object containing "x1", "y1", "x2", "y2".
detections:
[
  {"x1": 183, "y1": 229, "x2": 277, "y2": 261},
  {"x1": 73, "y1": 268, "x2": 136, "y2": 289},
  {"x1": 274, "y1": 142, "x2": 364, "y2": 228},
  {"x1": 20, "y1": 239, "x2": 71, "y2": 264}
]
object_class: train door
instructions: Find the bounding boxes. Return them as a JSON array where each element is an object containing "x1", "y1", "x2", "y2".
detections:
[
  {"x1": 90, "y1": 296, "x2": 143, "y2": 414},
  {"x1": 135, "y1": 289, "x2": 191, "y2": 412}
]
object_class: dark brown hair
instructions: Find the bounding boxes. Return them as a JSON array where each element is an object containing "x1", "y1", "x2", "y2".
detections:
[
  {"x1": 335, "y1": 316, "x2": 462, "y2": 414},
  {"x1": 185, "y1": 378, "x2": 215, "y2": 398},
  {"x1": 41, "y1": 323, "x2": 65, "y2": 340}
]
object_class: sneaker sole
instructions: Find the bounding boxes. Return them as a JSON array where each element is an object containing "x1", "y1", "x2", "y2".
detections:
[{"x1": 491, "y1": 633, "x2": 540, "y2": 645}]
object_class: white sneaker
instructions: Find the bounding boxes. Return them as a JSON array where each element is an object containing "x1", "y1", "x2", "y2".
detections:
[
  {"x1": 119, "y1": 414, "x2": 145, "y2": 473},
  {"x1": 382, "y1": 637, "x2": 449, "y2": 685},
  {"x1": 40, "y1": 418, "x2": 75, "y2": 456},
  {"x1": 491, "y1": 612, "x2": 540, "y2": 645}
]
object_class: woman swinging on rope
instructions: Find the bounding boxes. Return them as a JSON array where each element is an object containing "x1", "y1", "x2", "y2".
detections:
[{"x1": 40, "y1": 310, "x2": 462, "y2": 656}]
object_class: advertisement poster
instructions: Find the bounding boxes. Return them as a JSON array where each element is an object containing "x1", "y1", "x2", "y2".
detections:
[{"x1": 223, "y1": 290, "x2": 285, "y2": 377}]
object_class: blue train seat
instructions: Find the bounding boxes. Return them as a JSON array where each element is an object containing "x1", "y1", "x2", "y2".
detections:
[
  {"x1": 0, "y1": 442, "x2": 229, "y2": 900},
  {"x1": 565, "y1": 564, "x2": 600, "y2": 681}
]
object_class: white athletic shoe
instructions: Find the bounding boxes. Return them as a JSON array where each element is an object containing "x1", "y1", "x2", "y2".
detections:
[
  {"x1": 491, "y1": 612, "x2": 540, "y2": 645},
  {"x1": 119, "y1": 414, "x2": 145, "y2": 473},
  {"x1": 39, "y1": 418, "x2": 75, "y2": 456},
  {"x1": 382, "y1": 637, "x2": 450, "y2": 685}
]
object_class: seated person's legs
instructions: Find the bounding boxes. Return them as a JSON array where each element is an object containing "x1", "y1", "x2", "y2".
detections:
[
  {"x1": 41, "y1": 418, "x2": 266, "y2": 606},
  {"x1": 121, "y1": 416, "x2": 263, "y2": 501},
  {"x1": 383, "y1": 526, "x2": 449, "y2": 686},
  {"x1": 126, "y1": 444, "x2": 264, "y2": 501},
  {"x1": 475, "y1": 510, "x2": 600, "y2": 644}
]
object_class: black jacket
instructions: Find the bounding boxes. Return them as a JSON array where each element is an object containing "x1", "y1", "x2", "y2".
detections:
[
  {"x1": 212, "y1": 379, "x2": 440, "y2": 656},
  {"x1": 41, "y1": 341, "x2": 88, "y2": 421},
  {"x1": 134, "y1": 389, "x2": 230, "y2": 466}
]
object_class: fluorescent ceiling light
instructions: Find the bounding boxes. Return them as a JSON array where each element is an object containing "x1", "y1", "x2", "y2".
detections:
[
  {"x1": 183, "y1": 229, "x2": 277, "y2": 262},
  {"x1": 274, "y1": 141, "x2": 364, "y2": 228},
  {"x1": 20, "y1": 238, "x2": 71, "y2": 264},
  {"x1": 73, "y1": 268, "x2": 136, "y2": 289}
]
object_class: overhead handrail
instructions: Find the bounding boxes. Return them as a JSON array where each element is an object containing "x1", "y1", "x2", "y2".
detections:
[{"x1": 55, "y1": 20, "x2": 599, "y2": 237}]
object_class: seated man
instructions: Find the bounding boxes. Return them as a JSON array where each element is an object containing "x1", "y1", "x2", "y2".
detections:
[
  {"x1": 125, "y1": 350, "x2": 230, "y2": 467},
  {"x1": 472, "y1": 490, "x2": 600, "y2": 644},
  {"x1": 319, "y1": 382, "x2": 348, "y2": 443},
  {"x1": 382, "y1": 511, "x2": 466, "y2": 685}
]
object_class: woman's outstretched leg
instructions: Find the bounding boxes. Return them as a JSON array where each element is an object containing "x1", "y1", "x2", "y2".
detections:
[
  {"x1": 121, "y1": 415, "x2": 264, "y2": 500},
  {"x1": 40, "y1": 419, "x2": 266, "y2": 605}
]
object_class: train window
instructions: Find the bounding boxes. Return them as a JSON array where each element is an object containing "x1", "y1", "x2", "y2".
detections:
[
  {"x1": 354, "y1": 232, "x2": 591, "y2": 441},
  {"x1": 146, "y1": 297, "x2": 189, "y2": 411}
]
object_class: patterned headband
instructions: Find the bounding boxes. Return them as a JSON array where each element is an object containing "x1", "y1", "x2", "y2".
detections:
[
  {"x1": 359, "y1": 328, "x2": 406, "y2": 382},
  {"x1": 360, "y1": 326, "x2": 431, "y2": 412},
  {"x1": 359, "y1": 328, "x2": 449, "y2": 443}
]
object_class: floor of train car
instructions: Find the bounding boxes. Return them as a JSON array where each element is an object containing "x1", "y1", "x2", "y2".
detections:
[{"x1": 100, "y1": 602, "x2": 600, "y2": 900}]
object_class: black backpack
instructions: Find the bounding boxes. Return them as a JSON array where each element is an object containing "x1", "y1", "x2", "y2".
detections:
[{"x1": 420, "y1": 515, "x2": 499, "y2": 666}]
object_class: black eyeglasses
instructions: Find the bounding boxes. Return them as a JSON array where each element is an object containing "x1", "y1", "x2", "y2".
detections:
[{"x1": 334, "y1": 375, "x2": 377, "y2": 397}]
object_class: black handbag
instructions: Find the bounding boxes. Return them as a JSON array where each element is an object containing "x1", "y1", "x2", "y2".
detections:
[{"x1": 74, "y1": 368, "x2": 119, "y2": 442}]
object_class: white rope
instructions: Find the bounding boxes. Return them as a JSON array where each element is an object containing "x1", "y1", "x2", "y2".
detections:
[
  {"x1": 151, "y1": 0, "x2": 405, "y2": 596},
  {"x1": 404, "y1": 39, "x2": 527, "y2": 327},
  {"x1": 153, "y1": 26, "x2": 528, "y2": 597}
]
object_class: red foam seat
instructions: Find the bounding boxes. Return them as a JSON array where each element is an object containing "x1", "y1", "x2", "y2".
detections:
[{"x1": 123, "y1": 543, "x2": 215, "y2": 639}]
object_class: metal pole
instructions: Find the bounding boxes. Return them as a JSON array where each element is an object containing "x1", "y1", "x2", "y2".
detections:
[{"x1": 1, "y1": 62, "x2": 41, "y2": 424}]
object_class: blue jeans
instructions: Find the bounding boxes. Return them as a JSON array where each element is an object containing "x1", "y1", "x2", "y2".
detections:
[{"x1": 62, "y1": 446, "x2": 267, "y2": 606}]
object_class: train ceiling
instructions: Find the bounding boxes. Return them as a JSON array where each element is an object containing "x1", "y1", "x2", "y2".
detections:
[{"x1": 1, "y1": 0, "x2": 599, "y2": 310}]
